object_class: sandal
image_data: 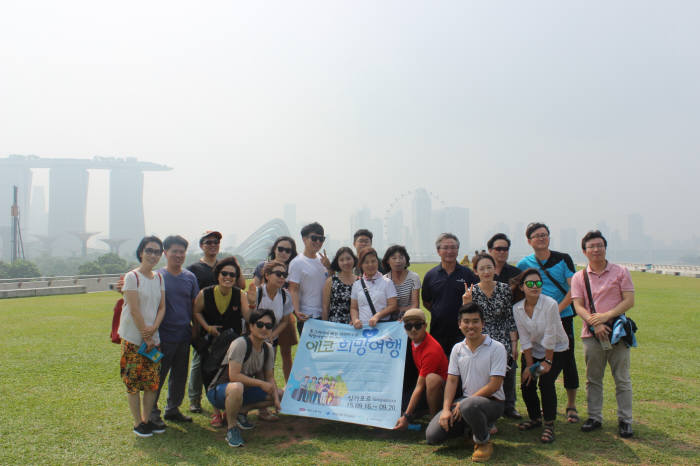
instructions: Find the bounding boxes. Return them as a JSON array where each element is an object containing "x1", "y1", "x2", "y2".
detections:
[
  {"x1": 518, "y1": 419, "x2": 542, "y2": 431},
  {"x1": 541, "y1": 422, "x2": 555, "y2": 443},
  {"x1": 566, "y1": 408, "x2": 579, "y2": 423},
  {"x1": 258, "y1": 408, "x2": 279, "y2": 422}
]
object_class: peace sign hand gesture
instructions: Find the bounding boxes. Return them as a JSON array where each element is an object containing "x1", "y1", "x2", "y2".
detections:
[
  {"x1": 320, "y1": 249, "x2": 331, "y2": 270},
  {"x1": 247, "y1": 282, "x2": 258, "y2": 308},
  {"x1": 462, "y1": 283, "x2": 474, "y2": 305}
]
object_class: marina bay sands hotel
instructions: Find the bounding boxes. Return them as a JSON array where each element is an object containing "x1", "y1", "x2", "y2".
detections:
[{"x1": 0, "y1": 155, "x2": 171, "y2": 260}]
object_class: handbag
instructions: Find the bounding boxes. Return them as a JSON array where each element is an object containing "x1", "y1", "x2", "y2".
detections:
[{"x1": 583, "y1": 269, "x2": 637, "y2": 346}]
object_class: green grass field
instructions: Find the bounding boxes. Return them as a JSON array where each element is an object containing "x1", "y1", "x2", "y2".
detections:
[{"x1": 1, "y1": 266, "x2": 699, "y2": 464}]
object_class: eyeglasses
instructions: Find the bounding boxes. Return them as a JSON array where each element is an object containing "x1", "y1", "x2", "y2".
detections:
[
  {"x1": 525, "y1": 280, "x2": 543, "y2": 289},
  {"x1": 144, "y1": 248, "x2": 162, "y2": 256},
  {"x1": 220, "y1": 271, "x2": 237, "y2": 278},
  {"x1": 439, "y1": 245, "x2": 458, "y2": 251},
  {"x1": 277, "y1": 246, "x2": 292, "y2": 254},
  {"x1": 269, "y1": 270, "x2": 288, "y2": 278},
  {"x1": 585, "y1": 244, "x2": 606, "y2": 250},
  {"x1": 529, "y1": 233, "x2": 549, "y2": 240},
  {"x1": 491, "y1": 246, "x2": 509, "y2": 252},
  {"x1": 404, "y1": 322, "x2": 425, "y2": 331},
  {"x1": 203, "y1": 239, "x2": 220, "y2": 246},
  {"x1": 254, "y1": 321, "x2": 274, "y2": 330},
  {"x1": 309, "y1": 235, "x2": 326, "y2": 243}
]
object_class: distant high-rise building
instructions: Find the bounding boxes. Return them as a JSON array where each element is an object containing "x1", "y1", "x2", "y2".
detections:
[
  {"x1": 627, "y1": 213, "x2": 646, "y2": 249},
  {"x1": 386, "y1": 209, "x2": 404, "y2": 245},
  {"x1": 28, "y1": 185, "x2": 48, "y2": 236},
  {"x1": 412, "y1": 189, "x2": 433, "y2": 259},
  {"x1": 442, "y1": 207, "x2": 470, "y2": 252}
]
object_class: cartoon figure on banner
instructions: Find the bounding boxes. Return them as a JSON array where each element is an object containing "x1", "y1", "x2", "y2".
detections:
[{"x1": 290, "y1": 373, "x2": 348, "y2": 406}]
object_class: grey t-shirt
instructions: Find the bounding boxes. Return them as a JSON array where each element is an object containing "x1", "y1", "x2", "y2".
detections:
[{"x1": 213, "y1": 337, "x2": 274, "y2": 387}]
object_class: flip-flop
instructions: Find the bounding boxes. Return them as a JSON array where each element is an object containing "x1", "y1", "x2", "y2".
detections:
[
  {"x1": 566, "y1": 408, "x2": 579, "y2": 423},
  {"x1": 541, "y1": 423, "x2": 555, "y2": 443}
]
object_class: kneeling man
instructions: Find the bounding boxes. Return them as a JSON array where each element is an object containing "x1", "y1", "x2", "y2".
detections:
[
  {"x1": 426, "y1": 303, "x2": 506, "y2": 463},
  {"x1": 206, "y1": 308, "x2": 283, "y2": 447},
  {"x1": 394, "y1": 308, "x2": 448, "y2": 430}
]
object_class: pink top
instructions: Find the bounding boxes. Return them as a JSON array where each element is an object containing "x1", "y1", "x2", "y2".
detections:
[{"x1": 571, "y1": 262, "x2": 634, "y2": 338}]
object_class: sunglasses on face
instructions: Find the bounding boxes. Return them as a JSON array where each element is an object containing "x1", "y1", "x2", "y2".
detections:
[
  {"x1": 404, "y1": 322, "x2": 425, "y2": 331},
  {"x1": 254, "y1": 321, "x2": 274, "y2": 330},
  {"x1": 525, "y1": 280, "x2": 543, "y2": 289},
  {"x1": 269, "y1": 270, "x2": 288, "y2": 278},
  {"x1": 491, "y1": 246, "x2": 509, "y2": 252},
  {"x1": 309, "y1": 235, "x2": 326, "y2": 243},
  {"x1": 144, "y1": 248, "x2": 162, "y2": 256},
  {"x1": 220, "y1": 271, "x2": 237, "y2": 278},
  {"x1": 277, "y1": 246, "x2": 292, "y2": 254},
  {"x1": 203, "y1": 239, "x2": 220, "y2": 246}
]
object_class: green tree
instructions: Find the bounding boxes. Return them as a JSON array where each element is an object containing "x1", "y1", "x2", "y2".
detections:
[
  {"x1": 7, "y1": 260, "x2": 41, "y2": 278},
  {"x1": 78, "y1": 262, "x2": 103, "y2": 276}
]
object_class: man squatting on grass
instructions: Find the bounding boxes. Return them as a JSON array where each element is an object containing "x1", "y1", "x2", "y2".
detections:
[
  {"x1": 205, "y1": 308, "x2": 283, "y2": 448},
  {"x1": 426, "y1": 303, "x2": 507, "y2": 463},
  {"x1": 394, "y1": 308, "x2": 448, "y2": 430},
  {"x1": 571, "y1": 230, "x2": 636, "y2": 438}
]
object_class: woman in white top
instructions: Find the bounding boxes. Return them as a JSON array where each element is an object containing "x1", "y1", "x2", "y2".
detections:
[
  {"x1": 381, "y1": 245, "x2": 420, "y2": 320},
  {"x1": 511, "y1": 268, "x2": 569, "y2": 444},
  {"x1": 350, "y1": 248, "x2": 398, "y2": 328},
  {"x1": 118, "y1": 236, "x2": 166, "y2": 438}
]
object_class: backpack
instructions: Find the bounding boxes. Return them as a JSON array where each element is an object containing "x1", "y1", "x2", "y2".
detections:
[
  {"x1": 256, "y1": 286, "x2": 287, "y2": 307},
  {"x1": 110, "y1": 271, "x2": 162, "y2": 344},
  {"x1": 202, "y1": 331, "x2": 271, "y2": 389}
]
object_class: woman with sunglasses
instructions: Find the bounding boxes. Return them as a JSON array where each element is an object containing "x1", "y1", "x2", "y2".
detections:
[
  {"x1": 322, "y1": 247, "x2": 358, "y2": 324},
  {"x1": 350, "y1": 248, "x2": 398, "y2": 328},
  {"x1": 249, "y1": 237, "x2": 299, "y2": 383},
  {"x1": 192, "y1": 256, "x2": 250, "y2": 427},
  {"x1": 511, "y1": 268, "x2": 569, "y2": 444},
  {"x1": 462, "y1": 253, "x2": 520, "y2": 420},
  {"x1": 118, "y1": 236, "x2": 166, "y2": 437}
]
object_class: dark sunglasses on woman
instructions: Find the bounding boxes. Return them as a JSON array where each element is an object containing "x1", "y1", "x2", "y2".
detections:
[
  {"x1": 254, "y1": 321, "x2": 274, "y2": 329},
  {"x1": 220, "y1": 271, "x2": 237, "y2": 278},
  {"x1": 277, "y1": 246, "x2": 292, "y2": 254},
  {"x1": 269, "y1": 270, "x2": 288, "y2": 278}
]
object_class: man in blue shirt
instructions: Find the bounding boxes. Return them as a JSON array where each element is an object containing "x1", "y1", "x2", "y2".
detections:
[
  {"x1": 149, "y1": 235, "x2": 200, "y2": 429},
  {"x1": 422, "y1": 233, "x2": 478, "y2": 357},
  {"x1": 517, "y1": 222, "x2": 580, "y2": 423}
]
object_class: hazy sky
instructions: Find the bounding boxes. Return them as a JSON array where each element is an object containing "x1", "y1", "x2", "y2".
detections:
[{"x1": 2, "y1": 1, "x2": 699, "y2": 249}]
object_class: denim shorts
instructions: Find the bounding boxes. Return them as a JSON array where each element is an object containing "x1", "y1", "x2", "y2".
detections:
[{"x1": 206, "y1": 383, "x2": 269, "y2": 410}]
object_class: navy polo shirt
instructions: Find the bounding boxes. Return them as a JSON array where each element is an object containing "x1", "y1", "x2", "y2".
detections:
[{"x1": 421, "y1": 263, "x2": 478, "y2": 356}]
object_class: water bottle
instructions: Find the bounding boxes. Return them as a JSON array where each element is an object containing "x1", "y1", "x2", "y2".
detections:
[{"x1": 407, "y1": 423, "x2": 421, "y2": 431}]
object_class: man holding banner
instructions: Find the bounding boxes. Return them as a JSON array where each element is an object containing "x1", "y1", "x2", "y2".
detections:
[
  {"x1": 426, "y1": 303, "x2": 506, "y2": 463},
  {"x1": 394, "y1": 308, "x2": 447, "y2": 430}
]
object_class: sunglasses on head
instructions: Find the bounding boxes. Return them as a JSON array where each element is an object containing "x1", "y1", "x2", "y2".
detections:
[
  {"x1": 404, "y1": 322, "x2": 425, "y2": 331},
  {"x1": 277, "y1": 246, "x2": 292, "y2": 254},
  {"x1": 220, "y1": 271, "x2": 237, "y2": 278},
  {"x1": 269, "y1": 270, "x2": 288, "y2": 278},
  {"x1": 525, "y1": 280, "x2": 543, "y2": 289},
  {"x1": 492, "y1": 246, "x2": 509, "y2": 252},
  {"x1": 309, "y1": 235, "x2": 326, "y2": 243},
  {"x1": 254, "y1": 321, "x2": 274, "y2": 330},
  {"x1": 144, "y1": 247, "x2": 162, "y2": 256},
  {"x1": 203, "y1": 239, "x2": 220, "y2": 246}
]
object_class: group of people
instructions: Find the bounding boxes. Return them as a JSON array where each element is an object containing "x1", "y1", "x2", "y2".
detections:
[{"x1": 116, "y1": 221, "x2": 636, "y2": 462}]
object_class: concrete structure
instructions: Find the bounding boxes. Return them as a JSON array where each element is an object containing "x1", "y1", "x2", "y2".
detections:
[{"x1": 0, "y1": 155, "x2": 171, "y2": 259}]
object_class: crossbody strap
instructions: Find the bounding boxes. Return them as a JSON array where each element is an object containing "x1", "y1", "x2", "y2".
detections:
[
  {"x1": 582, "y1": 269, "x2": 597, "y2": 314},
  {"x1": 360, "y1": 278, "x2": 377, "y2": 316},
  {"x1": 535, "y1": 258, "x2": 568, "y2": 296}
]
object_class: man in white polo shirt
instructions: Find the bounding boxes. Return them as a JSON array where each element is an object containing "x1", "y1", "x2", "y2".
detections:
[
  {"x1": 425, "y1": 302, "x2": 506, "y2": 463},
  {"x1": 288, "y1": 222, "x2": 331, "y2": 335}
]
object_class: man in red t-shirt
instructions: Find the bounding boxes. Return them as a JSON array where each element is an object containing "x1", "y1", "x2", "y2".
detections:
[{"x1": 394, "y1": 308, "x2": 448, "y2": 430}]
